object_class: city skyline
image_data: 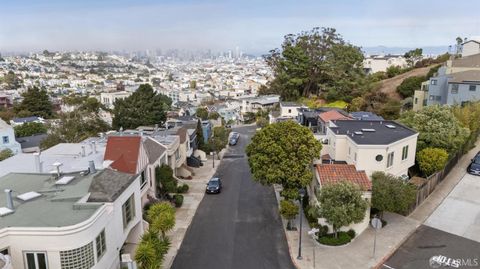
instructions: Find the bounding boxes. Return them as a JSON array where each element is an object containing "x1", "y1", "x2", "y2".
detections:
[{"x1": 1, "y1": 0, "x2": 480, "y2": 54}]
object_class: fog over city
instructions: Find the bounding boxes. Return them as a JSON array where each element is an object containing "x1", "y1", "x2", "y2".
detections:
[{"x1": 1, "y1": 0, "x2": 479, "y2": 54}]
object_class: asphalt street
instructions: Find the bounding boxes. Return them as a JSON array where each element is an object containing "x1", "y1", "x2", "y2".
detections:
[
  {"x1": 171, "y1": 125, "x2": 295, "y2": 269},
  {"x1": 382, "y1": 225, "x2": 480, "y2": 269}
]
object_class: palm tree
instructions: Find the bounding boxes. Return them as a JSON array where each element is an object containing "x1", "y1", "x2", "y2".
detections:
[{"x1": 147, "y1": 202, "x2": 176, "y2": 238}]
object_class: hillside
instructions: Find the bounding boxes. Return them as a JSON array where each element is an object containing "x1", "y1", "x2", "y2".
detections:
[{"x1": 378, "y1": 66, "x2": 433, "y2": 100}]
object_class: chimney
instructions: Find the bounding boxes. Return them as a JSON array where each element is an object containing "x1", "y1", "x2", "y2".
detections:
[
  {"x1": 53, "y1": 162, "x2": 62, "y2": 178},
  {"x1": 5, "y1": 189, "x2": 14, "y2": 210},
  {"x1": 81, "y1": 145, "x2": 86, "y2": 157},
  {"x1": 89, "y1": 160, "x2": 97, "y2": 174},
  {"x1": 92, "y1": 141, "x2": 97, "y2": 154},
  {"x1": 34, "y1": 152, "x2": 42, "y2": 173}
]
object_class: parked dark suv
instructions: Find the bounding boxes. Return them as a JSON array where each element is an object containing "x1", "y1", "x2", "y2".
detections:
[
  {"x1": 467, "y1": 151, "x2": 480, "y2": 176},
  {"x1": 206, "y1": 177, "x2": 222, "y2": 194}
]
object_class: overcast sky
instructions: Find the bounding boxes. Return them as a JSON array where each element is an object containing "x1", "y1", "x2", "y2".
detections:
[{"x1": 1, "y1": 0, "x2": 479, "y2": 54}]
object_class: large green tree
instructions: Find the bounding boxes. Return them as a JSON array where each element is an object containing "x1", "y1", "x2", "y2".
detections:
[
  {"x1": 261, "y1": 27, "x2": 366, "y2": 102},
  {"x1": 404, "y1": 48, "x2": 423, "y2": 67},
  {"x1": 196, "y1": 119, "x2": 205, "y2": 150},
  {"x1": 371, "y1": 172, "x2": 417, "y2": 218},
  {"x1": 316, "y1": 181, "x2": 368, "y2": 237},
  {"x1": 14, "y1": 86, "x2": 54, "y2": 118},
  {"x1": 246, "y1": 121, "x2": 322, "y2": 199},
  {"x1": 112, "y1": 84, "x2": 171, "y2": 129},
  {"x1": 399, "y1": 105, "x2": 470, "y2": 154},
  {"x1": 209, "y1": 126, "x2": 230, "y2": 154},
  {"x1": 196, "y1": 107, "x2": 208, "y2": 120},
  {"x1": 40, "y1": 107, "x2": 110, "y2": 149}
]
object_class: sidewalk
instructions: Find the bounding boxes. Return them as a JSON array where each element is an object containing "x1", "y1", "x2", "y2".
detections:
[
  {"x1": 163, "y1": 157, "x2": 220, "y2": 269},
  {"x1": 281, "y1": 138, "x2": 480, "y2": 269}
]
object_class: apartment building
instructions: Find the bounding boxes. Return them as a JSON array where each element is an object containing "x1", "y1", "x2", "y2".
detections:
[{"x1": 100, "y1": 91, "x2": 132, "y2": 109}]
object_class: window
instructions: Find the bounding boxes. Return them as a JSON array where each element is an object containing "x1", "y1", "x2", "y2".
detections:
[
  {"x1": 25, "y1": 252, "x2": 48, "y2": 269},
  {"x1": 431, "y1": 79, "x2": 437, "y2": 85},
  {"x1": 2, "y1": 136, "x2": 8, "y2": 144},
  {"x1": 348, "y1": 147, "x2": 351, "y2": 155},
  {"x1": 140, "y1": 171, "x2": 147, "y2": 189},
  {"x1": 387, "y1": 152, "x2": 394, "y2": 168},
  {"x1": 288, "y1": 109, "x2": 291, "y2": 113},
  {"x1": 122, "y1": 194, "x2": 135, "y2": 229},
  {"x1": 429, "y1": 95, "x2": 441, "y2": 101},
  {"x1": 375, "y1": 154, "x2": 383, "y2": 162},
  {"x1": 402, "y1": 145, "x2": 409, "y2": 160},
  {"x1": 354, "y1": 153, "x2": 357, "y2": 162},
  {"x1": 60, "y1": 242, "x2": 95, "y2": 269},
  {"x1": 414, "y1": 98, "x2": 418, "y2": 104},
  {"x1": 95, "y1": 230, "x2": 107, "y2": 261},
  {"x1": 470, "y1": 85, "x2": 477, "y2": 91},
  {"x1": 451, "y1": 84, "x2": 459, "y2": 94}
]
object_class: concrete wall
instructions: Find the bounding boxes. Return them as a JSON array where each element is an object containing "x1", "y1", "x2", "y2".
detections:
[
  {"x1": 0, "y1": 177, "x2": 143, "y2": 269},
  {"x1": 462, "y1": 41, "x2": 480, "y2": 57}
]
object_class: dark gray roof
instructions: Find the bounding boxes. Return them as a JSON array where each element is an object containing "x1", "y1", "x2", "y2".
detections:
[
  {"x1": 329, "y1": 120, "x2": 417, "y2": 145},
  {"x1": 144, "y1": 138, "x2": 167, "y2": 164},
  {"x1": 88, "y1": 169, "x2": 137, "y2": 202},
  {"x1": 16, "y1": 133, "x2": 48, "y2": 149},
  {"x1": 349, "y1": 112, "x2": 384, "y2": 121}
]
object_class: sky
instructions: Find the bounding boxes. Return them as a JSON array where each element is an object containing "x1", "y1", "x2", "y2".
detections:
[{"x1": 1, "y1": 0, "x2": 480, "y2": 54}]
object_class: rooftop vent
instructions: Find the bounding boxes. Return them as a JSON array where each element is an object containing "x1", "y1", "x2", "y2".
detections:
[
  {"x1": 361, "y1": 129, "x2": 376, "y2": 132},
  {"x1": 56, "y1": 176, "x2": 75, "y2": 185},
  {"x1": 386, "y1": 124, "x2": 396, "y2": 129},
  {"x1": 354, "y1": 131, "x2": 363, "y2": 135},
  {"x1": 0, "y1": 207, "x2": 14, "y2": 217},
  {"x1": 17, "y1": 191, "x2": 42, "y2": 201}
]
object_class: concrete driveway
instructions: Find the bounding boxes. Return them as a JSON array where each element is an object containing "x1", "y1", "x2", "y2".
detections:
[{"x1": 424, "y1": 172, "x2": 480, "y2": 242}]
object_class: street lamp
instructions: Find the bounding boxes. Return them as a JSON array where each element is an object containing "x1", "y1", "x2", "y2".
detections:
[
  {"x1": 308, "y1": 228, "x2": 319, "y2": 269},
  {"x1": 297, "y1": 188, "x2": 306, "y2": 260}
]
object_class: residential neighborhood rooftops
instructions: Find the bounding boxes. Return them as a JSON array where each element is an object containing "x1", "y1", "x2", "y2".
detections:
[
  {"x1": 319, "y1": 110, "x2": 351, "y2": 123},
  {"x1": 0, "y1": 171, "x2": 102, "y2": 228},
  {"x1": 104, "y1": 136, "x2": 142, "y2": 174},
  {"x1": 449, "y1": 70, "x2": 480, "y2": 83},
  {"x1": 316, "y1": 164, "x2": 371, "y2": 191},
  {"x1": 329, "y1": 120, "x2": 417, "y2": 145}
]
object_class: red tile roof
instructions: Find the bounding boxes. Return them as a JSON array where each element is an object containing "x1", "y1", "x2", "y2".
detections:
[
  {"x1": 316, "y1": 164, "x2": 371, "y2": 191},
  {"x1": 319, "y1": 110, "x2": 351, "y2": 123},
  {"x1": 104, "y1": 136, "x2": 141, "y2": 174}
]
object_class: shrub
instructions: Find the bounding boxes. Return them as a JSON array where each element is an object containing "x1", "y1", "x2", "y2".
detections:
[
  {"x1": 156, "y1": 165, "x2": 178, "y2": 193},
  {"x1": 280, "y1": 200, "x2": 299, "y2": 230},
  {"x1": 177, "y1": 184, "x2": 189, "y2": 193},
  {"x1": 318, "y1": 231, "x2": 352, "y2": 246},
  {"x1": 396, "y1": 76, "x2": 425, "y2": 98},
  {"x1": 417, "y1": 147, "x2": 449, "y2": 176},
  {"x1": 318, "y1": 225, "x2": 329, "y2": 237},
  {"x1": 173, "y1": 194, "x2": 184, "y2": 208},
  {"x1": 0, "y1": 149, "x2": 13, "y2": 161},
  {"x1": 346, "y1": 229, "x2": 356, "y2": 239}
]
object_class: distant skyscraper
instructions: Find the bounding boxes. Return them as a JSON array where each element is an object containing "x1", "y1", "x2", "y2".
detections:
[
  {"x1": 228, "y1": 50, "x2": 232, "y2": 59},
  {"x1": 235, "y1": 46, "x2": 240, "y2": 59}
]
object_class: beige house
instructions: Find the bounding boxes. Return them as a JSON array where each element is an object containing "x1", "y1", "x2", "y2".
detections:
[
  {"x1": 461, "y1": 39, "x2": 480, "y2": 58},
  {"x1": 323, "y1": 120, "x2": 418, "y2": 179}
]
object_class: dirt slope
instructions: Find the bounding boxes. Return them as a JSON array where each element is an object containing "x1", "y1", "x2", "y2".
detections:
[{"x1": 378, "y1": 66, "x2": 432, "y2": 100}]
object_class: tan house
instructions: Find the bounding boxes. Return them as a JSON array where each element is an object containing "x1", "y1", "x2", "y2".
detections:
[{"x1": 323, "y1": 120, "x2": 418, "y2": 179}]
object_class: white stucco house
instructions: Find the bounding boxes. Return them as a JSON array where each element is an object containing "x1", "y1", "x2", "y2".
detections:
[
  {"x1": 0, "y1": 119, "x2": 21, "y2": 155},
  {"x1": 0, "y1": 168, "x2": 144, "y2": 269},
  {"x1": 309, "y1": 164, "x2": 372, "y2": 236},
  {"x1": 461, "y1": 38, "x2": 480, "y2": 58},
  {"x1": 322, "y1": 120, "x2": 418, "y2": 179}
]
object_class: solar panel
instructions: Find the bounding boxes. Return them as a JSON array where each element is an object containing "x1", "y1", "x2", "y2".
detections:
[
  {"x1": 17, "y1": 191, "x2": 42, "y2": 201},
  {"x1": 386, "y1": 124, "x2": 396, "y2": 129},
  {"x1": 354, "y1": 131, "x2": 363, "y2": 135},
  {"x1": 56, "y1": 176, "x2": 75, "y2": 185},
  {"x1": 361, "y1": 128, "x2": 376, "y2": 132}
]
